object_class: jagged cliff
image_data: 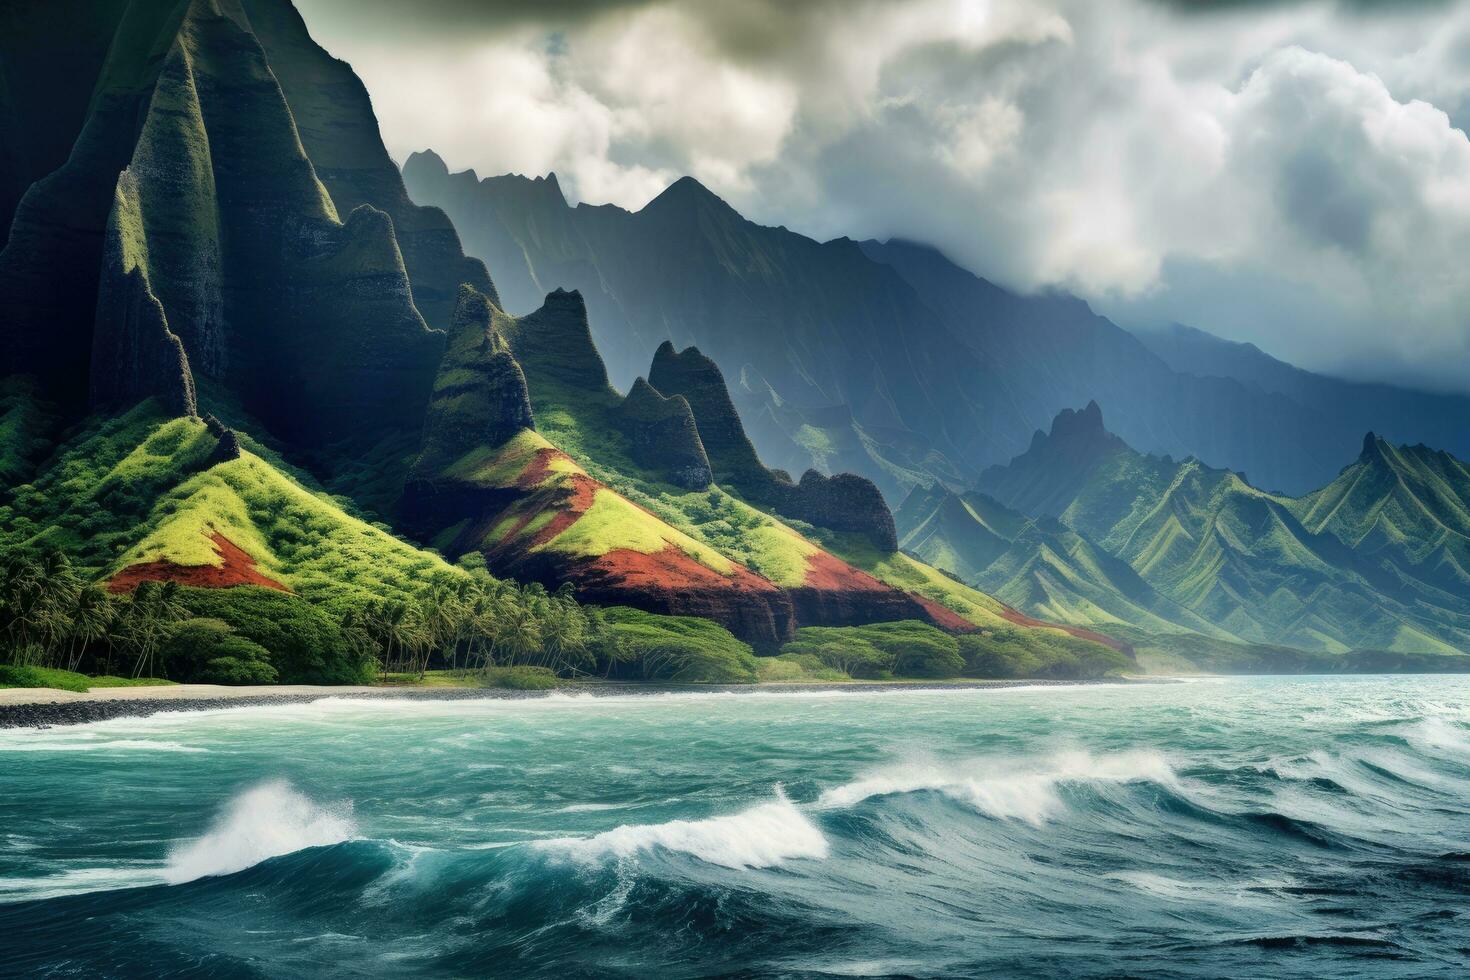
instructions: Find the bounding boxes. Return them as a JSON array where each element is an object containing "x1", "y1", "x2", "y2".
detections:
[
  {"x1": 648, "y1": 342, "x2": 897, "y2": 549},
  {"x1": 0, "y1": 0, "x2": 494, "y2": 457},
  {"x1": 237, "y1": 0, "x2": 496, "y2": 327},
  {"x1": 0, "y1": 0, "x2": 1126, "y2": 664},
  {"x1": 400, "y1": 286, "x2": 949, "y2": 647},
  {"x1": 403, "y1": 153, "x2": 1470, "y2": 498},
  {"x1": 615, "y1": 378, "x2": 712, "y2": 490}
]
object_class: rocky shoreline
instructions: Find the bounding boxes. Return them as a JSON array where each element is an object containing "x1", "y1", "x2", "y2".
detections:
[{"x1": 0, "y1": 678, "x2": 1151, "y2": 730}]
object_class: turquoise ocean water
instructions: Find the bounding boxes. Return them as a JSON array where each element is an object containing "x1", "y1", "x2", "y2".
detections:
[{"x1": 3, "y1": 676, "x2": 1470, "y2": 977}]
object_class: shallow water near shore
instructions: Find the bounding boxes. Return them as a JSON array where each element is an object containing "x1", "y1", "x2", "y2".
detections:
[{"x1": 2, "y1": 676, "x2": 1469, "y2": 977}]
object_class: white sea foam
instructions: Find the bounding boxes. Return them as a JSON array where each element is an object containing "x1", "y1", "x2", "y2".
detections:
[
  {"x1": 162, "y1": 780, "x2": 356, "y2": 884},
  {"x1": 538, "y1": 787, "x2": 828, "y2": 869},
  {"x1": 0, "y1": 682, "x2": 1134, "y2": 738},
  {"x1": 0, "y1": 737, "x2": 206, "y2": 753},
  {"x1": 817, "y1": 749, "x2": 1178, "y2": 825},
  {"x1": 1404, "y1": 717, "x2": 1470, "y2": 757},
  {"x1": 0, "y1": 865, "x2": 167, "y2": 904},
  {"x1": 1105, "y1": 870, "x2": 1289, "y2": 908}
]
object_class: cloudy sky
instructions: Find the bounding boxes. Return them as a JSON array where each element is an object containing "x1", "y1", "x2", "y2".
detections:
[{"x1": 293, "y1": 0, "x2": 1470, "y2": 392}]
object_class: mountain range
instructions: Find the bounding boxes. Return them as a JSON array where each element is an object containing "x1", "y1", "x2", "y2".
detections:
[
  {"x1": 898, "y1": 401, "x2": 1470, "y2": 655},
  {"x1": 1, "y1": 0, "x2": 1465, "y2": 680},
  {"x1": 0, "y1": 0, "x2": 1121, "y2": 679},
  {"x1": 402, "y1": 154, "x2": 1470, "y2": 499}
]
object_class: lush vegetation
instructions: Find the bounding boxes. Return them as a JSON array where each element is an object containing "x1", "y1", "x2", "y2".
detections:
[
  {"x1": 380, "y1": 666, "x2": 560, "y2": 690},
  {"x1": 600, "y1": 607, "x2": 762, "y2": 683},
  {"x1": 0, "y1": 665, "x2": 173, "y2": 693},
  {"x1": 778, "y1": 620, "x2": 1128, "y2": 680},
  {"x1": 962, "y1": 409, "x2": 1470, "y2": 656},
  {"x1": 0, "y1": 547, "x2": 192, "y2": 679}
]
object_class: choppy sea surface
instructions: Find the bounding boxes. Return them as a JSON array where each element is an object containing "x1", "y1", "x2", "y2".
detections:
[{"x1": 3, "y1": 676, "x2": 1470, "y2": 978}]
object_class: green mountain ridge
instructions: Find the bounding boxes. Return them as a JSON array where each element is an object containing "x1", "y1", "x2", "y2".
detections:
[
  {"x1": 900, "y1": 403, "x2": 1470, "y2": 655},
  {"x1": 3, "y1": 0, "x2": 1465, "y2": 685}
]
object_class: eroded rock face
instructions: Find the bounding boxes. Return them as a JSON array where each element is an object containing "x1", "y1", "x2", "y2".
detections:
[
  {"x1": 238, "y1": 0, "x2": 497, "y2": 328},
  {"x1": 89, "y1": 171, "x2": 197, "y2": 420},
  {"x1": 88, "y1": 264, "x2": 198, "y2": 420},
  {"x1": 204, "y1": 416, "x2": 243, "y2": 466},
  {"x1": 402, "y1": 284, "x2": 535, "y2": 532},
  {"x1": 4, "y1": 0, "x2": 444, "y2": 450},
  {"x1": 648, "y1": 341, "x2": 898, "y2": 548},
  {"x1": 616, "y1": 378, "x2": 712, "y2": 490},
  {"x1": 0, "y1": 0, "x2": 191, "y2": 407},
  {"x1": 648, "y1": 342, "x2": 771, "y2": 493},
  {"x1": 776, "y1": 470, "x2": 898, "y2": 552}
]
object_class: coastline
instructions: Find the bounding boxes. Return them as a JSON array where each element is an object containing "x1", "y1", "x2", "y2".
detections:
[{"x1": 0, "y1": 677, "x2": 1161, "y2": 729}]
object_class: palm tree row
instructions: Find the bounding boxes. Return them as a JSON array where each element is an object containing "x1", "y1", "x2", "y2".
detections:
[
  {"x1": 347, "y1": 572, "x2": 617, "y2": 679},
  {"x1": 1, "y1": 548, "x2": 189, "y2": 677},
  {"x1": 3, "y1": 544, "x2": 620, "y2": 683}
]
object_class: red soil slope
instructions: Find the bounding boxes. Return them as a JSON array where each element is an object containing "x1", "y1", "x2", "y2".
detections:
[
  {"x1": 109, "y1": 533, "x2": 288, "y2": 594},
  {"x1": 995, "y1": 602, "x2": 1130, "y2": 653},
  {"x1": 452, "y1": 443, "x2": 1102, "y2": 648}
]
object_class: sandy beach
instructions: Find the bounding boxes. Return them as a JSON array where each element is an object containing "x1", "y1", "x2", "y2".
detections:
[{"x1": 0, "y1": 677, "x2": 1153, "y2": 728}]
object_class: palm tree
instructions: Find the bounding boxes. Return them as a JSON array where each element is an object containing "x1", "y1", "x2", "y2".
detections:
[
  {"x1": 499, "y1": 606, "x2": 542, "y2": 667},
  {"x1": 340, "y1": 606, "x2": 383, "y2": 674},
  {"x1": 65, "y1": 585, "x2": 113, "y2": 672},
  {"x1": 120, "y1": 581, "x2": 188, "y2": 679}
]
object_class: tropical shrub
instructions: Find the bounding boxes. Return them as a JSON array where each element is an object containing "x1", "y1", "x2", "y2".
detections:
[
  {"x1": 176, "y1": 586, "x2": 367, "y2": 684},
  {"x1": 158, "y1": 618, "x2": 277, "y2": 684},
  {"x1": 601, "y1": 607, "x2": 760, "y2": 683},
  {"x1": 781, "y1": 621, "x2": 965, "y2": 679}
]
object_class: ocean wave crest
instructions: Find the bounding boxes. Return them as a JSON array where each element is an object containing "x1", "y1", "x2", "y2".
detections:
[
  {"x1": 537, "y1": 787, "x2": 828, "y2": 869},
  {"x1": 162, "y1": 780, "x2": 356, "y2": 885},
  {"x1": 816, "y1": 749, "x2": 1178, "y2": 825}
]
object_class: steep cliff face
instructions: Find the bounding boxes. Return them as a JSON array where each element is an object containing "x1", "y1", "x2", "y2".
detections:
[
  {"x1": 88, "y1": 173, "x2": 197, "y2": 419},
  {"x1": 404, "y1": 153, "x2": 1470, "y2": 497},
  {"x1": 0, "y1": 0, "x2": 189, "y2": 407},
  {"x1": 398, "y1": 283, "x2": 979, "y2": 646},
  {"x1": 648, "y1": 342, "x2": 772, "y2": 494},
  {"x1": 408, "y1": 286, "x2": 534, "y2": 467},
  {"x1": 1, "y1": 0, "x2": 453, "y2": 454},
  {"x1": 0, "y1": 0, "x2": 135, "y2": 241},
  {"x1": 647, "y1": 342, "x2": 897, "y2": 549},
  {"x1": 237, "y1": 0, "x2": 496, "y2": 327},
  {"x1": 402, "y1": 154, "x2": 985, "y2": 502},
  {"x1": 779, "y1": 470, "x2": 898, "y2": 552}
]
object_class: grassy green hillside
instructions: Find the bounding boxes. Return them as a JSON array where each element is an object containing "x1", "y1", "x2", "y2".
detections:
[{"x1": 1, "y1": 402, "x2": 452, "y2": 609}]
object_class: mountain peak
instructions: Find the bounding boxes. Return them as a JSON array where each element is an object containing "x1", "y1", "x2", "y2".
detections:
[
  {"x1": 404, "y1": 148, "x2": 448, "y2": 178},
  {"x1": 1050, "y1": 400, "x2": 1108, "y2": 441},
  {"x1": 1361, "y1": 431, "x2": 1382, "y2": 459},
  {"x1": 642, "y1": 175, "x2": 737, "y2": 218}
]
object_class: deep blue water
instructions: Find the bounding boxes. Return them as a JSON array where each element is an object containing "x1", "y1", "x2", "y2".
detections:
[{"x1": 3, "y1": 677, "x2": 1470, "y2": 978}]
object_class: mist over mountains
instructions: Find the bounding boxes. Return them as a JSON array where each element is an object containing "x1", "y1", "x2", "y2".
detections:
[
  {"x1": 403, "y1": 151, "x2": 1470, "y2": 499},
  {"x1": 0, "y1": 0, "x2": 1466, "y2": 675}
]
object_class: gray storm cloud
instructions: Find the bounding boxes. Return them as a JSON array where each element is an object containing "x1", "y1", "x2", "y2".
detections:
[{"x1": 294, "y1": 0, "x2": 1470, "y2": 391}]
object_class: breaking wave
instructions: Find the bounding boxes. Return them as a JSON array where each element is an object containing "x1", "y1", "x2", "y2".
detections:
[
  {"x1": 162, "y1": 781, "x2": 356, "y2": 885},
  {"x1": 817, "y1": 748, "x2": 1178, "y2": 824},
  {"x1": 538, "y1": 787, "x2": 828, "y2": 869}
]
